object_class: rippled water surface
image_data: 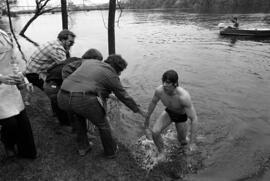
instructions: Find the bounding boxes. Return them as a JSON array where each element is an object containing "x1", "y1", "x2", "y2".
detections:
[{"x1": 1, "y1": 10, "x2": 270, "y2": 180}]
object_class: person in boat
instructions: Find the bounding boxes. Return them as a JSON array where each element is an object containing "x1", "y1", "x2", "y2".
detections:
[
  {"x1": 144, "y1": 70, "x2": 198, "y2": 159},
  {"x1": 230, "y1": 17, "x2": 239, "y2": 29}
]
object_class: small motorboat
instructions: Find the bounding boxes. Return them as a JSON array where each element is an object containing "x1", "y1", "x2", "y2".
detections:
[{"x1": 220, "y1": 27, "x2": 270, "y2": 37}]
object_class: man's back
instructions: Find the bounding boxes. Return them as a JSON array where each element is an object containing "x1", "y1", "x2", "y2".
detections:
[
  {"x1": 61, "y1": 60, "x2": 117, "y2": 95},
  {"x1": 61, "y1": 59, "x2": 140, "y2": 113},
  {"x1": 46, "y1": 57, "x2": 81, "y2": 86},
  {"x1": 25, "y1": 40, "x2": 66, "y2": 74}
]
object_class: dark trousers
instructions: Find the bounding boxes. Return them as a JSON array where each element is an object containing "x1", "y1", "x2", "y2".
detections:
[
  {"x1": 57, "y1": 91, "x2": 117, "y2": 155},
  {"x1": 25, "y1": 73, "x2": 58, "y2": 116},
  {"x1": 43, "y1": 81, "x2": 71, "y2": 126},
  {"x1": 0, "y1": 110, "x2": 37, "y2": 158},
  {"x1": 25, "y1": 73, "x2": 44, "y2": 90},
  {"x1": 72, "y1": 114, "x2": 89, "y2": 150}
]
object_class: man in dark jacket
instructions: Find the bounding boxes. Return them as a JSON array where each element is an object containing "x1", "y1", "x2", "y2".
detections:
[{"x1": 57, "y1": 54, "x2": 146, "y2": 158}]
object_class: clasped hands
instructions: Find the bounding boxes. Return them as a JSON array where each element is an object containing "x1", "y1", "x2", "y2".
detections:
[
  {"x1": 0, "y1": 74, "x2": 21, "y2": 85},
  {"x1": 0, "y1": 74, "x2": 34, "y2": 92}
]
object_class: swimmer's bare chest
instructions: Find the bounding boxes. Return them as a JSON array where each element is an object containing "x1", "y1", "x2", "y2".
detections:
[{"x1": 159, "y1": 93, "x2": 185, "y2": 113}]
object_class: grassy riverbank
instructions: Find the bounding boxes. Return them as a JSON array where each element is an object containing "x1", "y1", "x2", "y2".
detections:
[{"x1": 0, "y1": 88, "x2": 187, "y2": 181}]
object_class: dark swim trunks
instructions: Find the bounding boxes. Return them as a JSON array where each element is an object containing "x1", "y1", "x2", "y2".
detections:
[{"x1": 165, "y1": 108, "x2": 187, "y2": 123}]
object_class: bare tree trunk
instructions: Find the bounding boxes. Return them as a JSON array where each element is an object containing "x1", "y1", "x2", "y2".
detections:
[
  {"x1": 61, "y1": 0, "x2": 68, "y2": 29},
  {"x1": 108, "y1": 0, "x2": 116, "y2": 55}
]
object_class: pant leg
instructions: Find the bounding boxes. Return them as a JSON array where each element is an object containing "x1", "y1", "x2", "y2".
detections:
[
  {"x1": 72, "y1": 114, "x2": 89, "y2": 149},
  {"x1": 44, "y1": 81, "x2": 70, "y2": 125},
  {"x1": 0, "y1": 116, "x2": 18, "y2": 151},
  {"x1": 25, "y1": 73, "x2": 44, "y2": 90},
  {"x1": 57, "y1": 91, "x2": 86, "y2": 149},
  {"x1": 16, "y1": 109, "x2": 37, "y2": 159},
  {"x1": 58, "y1": 91, "x2": 88, "y2": 149},
  {"x1": 70, "y1": 95, "x2": 117, "y2": 156},
  {"x1": 50, "y1": 94, "x2": 71, "y2": 126}
]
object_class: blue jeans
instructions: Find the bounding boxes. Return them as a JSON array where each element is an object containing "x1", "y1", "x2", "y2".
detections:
[{"x1": 57, "y1": 90, "x2": 117, "y2": 156}]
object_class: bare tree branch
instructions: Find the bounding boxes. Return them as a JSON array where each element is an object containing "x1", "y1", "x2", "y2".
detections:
[
  {"x1": 20, "y1": 34, "x2": 39, "y2": 47},
  {"x1": 100, "y1": 10, "x2": 108, "y2": 30},
  {"x1": 5, "y1": 0, "x2": 27, "y2": 62},
  {"x1": 40, "y1": 0, "x2": 51, "y2": 10},
  {"x1": 19, "y1": 0, "x2": 54, "y2": 46},
  {"x1": 116, "y1": 0, "x2": 123, "y2": 27},
  {"x1": 40, "y1": 8, "x2": 56, "y2": 14},
  {"x1": 100, "y1": 0, "x2": 123, "y2": 29},
  {"x1": 20, "y1": 14, "x2": 38, "y2": 36}
]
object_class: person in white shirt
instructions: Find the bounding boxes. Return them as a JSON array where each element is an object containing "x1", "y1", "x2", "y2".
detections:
[{"x1": 0, "y1": 29, "x2": 36, "y2": 159}]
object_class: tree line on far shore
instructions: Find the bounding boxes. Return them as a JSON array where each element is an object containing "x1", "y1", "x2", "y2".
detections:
[{"x1": 124, "y1": 0, "x2": 270, "y2": 13}]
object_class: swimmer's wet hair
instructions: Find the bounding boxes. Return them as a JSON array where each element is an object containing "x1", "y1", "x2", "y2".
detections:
[{"x1": 162, "y1": 69, "x2": 179, "y2": 86}]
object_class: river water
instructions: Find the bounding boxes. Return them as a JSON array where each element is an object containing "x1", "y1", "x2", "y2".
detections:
[{"x1": 1, "y1": 10, "x2": 270, "y2": 180}]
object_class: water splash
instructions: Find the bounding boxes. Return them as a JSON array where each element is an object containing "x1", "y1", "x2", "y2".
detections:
[
  {"x1": 133, "y1": 136, "x2": 162, "y2": 172},
  {"x1": 132, "y1": 130, "x2": 188, "y2": 172},
  {"x1": 105, "y1": 97, "x2": 205, "y2": 179}
]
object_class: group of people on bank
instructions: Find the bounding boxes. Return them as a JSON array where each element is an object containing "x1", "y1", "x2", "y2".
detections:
[{"x1": 0, "y1": 28, "x2": 197, "y2": 160}]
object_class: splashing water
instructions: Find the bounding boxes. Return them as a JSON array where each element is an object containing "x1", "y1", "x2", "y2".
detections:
[
  {"x1": 133, "y1": 136, "x2": 161, "y2": 172},
  {"x1": 132, "y1": 129, "x2": 188, "y2": 172},
  {"x1": 106, "y1": 98, "x2": 204, "y2": 178}
]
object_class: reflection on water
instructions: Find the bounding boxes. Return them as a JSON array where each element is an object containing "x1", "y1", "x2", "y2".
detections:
[
  {"x1": 1, "y1": 10, "x2": 270, "y2": 180},
  {"x1": 220, "y1": 34, "x2": 270, "y2": 47}
]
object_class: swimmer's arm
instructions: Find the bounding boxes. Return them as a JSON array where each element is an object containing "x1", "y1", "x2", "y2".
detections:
[
  {"x1": 183, "y1": 96, "x2": 198, "y2": 145},
  {"x1": 145, "y1": 89, "x2": 160, "y2": 128}
]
